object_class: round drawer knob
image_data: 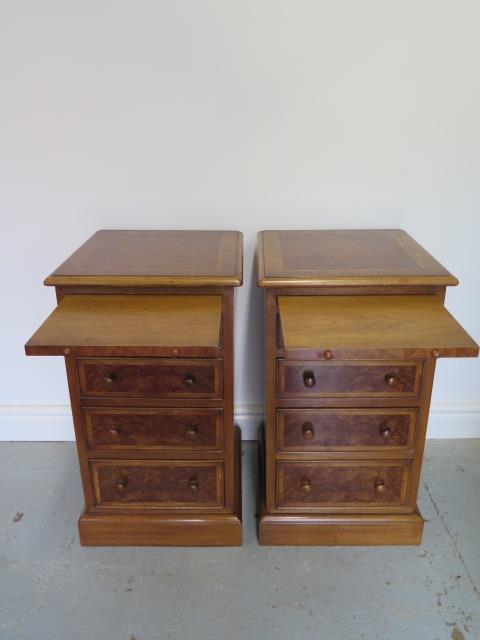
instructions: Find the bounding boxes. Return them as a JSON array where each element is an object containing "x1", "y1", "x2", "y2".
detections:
[
  {"x1": 188, "y1": 477, "x2": 199, "y2": 491},
  {"x1": 302, "y1": 422, "x2": 315, "y2": 439},
  {"x1": 301, "y1": 478, "x2": 312, "y2": 493},
  {"x1": 432, "y1": 349, "x2": 440, "y2": 359},
  {"x1": 303, "y1": 371, "x2": 316, "y2": 388},
  {"x1": 323, "y1": 349, "x2": 333, "y2": 360},
  {"x1": 116, "y1": 477, "x2": 127, "y2": 491},
  {"x1": 384, "y1": 373, "x2": 396, "y2": 386},
  {"x1": 104, "y1": 373, "x2": 116, "y2": 384},
  {"x1": 184, "y1": 374, "x2": 195, "y2": 386},
  {"x1": 375, "y1": 480, "x2": 386, "y2": 493},
  {"x1": 108, "y1": 426, "x2": 120, "y2": 436},
  {"x1": 186, "y1": 425, "x2": 198, "y2": 437},
  {"x1": 379, "y1": 425, "x2": 391, "y2": 439}
]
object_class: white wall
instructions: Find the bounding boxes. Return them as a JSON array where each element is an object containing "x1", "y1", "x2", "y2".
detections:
[{"x1": 1, "y1": 1, "x2": 479, "y2": 439}]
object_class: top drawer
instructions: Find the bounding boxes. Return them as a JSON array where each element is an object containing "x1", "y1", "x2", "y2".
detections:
[
  {"x1": 277, "y1": 360, "x2": 422, "y2": 398},
  {"x1": 78, "y1": 358, "x2": 223, "y2": 399}
]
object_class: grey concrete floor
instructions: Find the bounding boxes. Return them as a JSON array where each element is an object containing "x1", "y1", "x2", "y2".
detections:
[{"x1": 0, "y1": 440, "x2": 479, "y2": 640}]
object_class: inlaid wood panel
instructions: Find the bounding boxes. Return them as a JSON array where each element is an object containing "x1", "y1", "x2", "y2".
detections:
[
  {"x1": 78, "y1": 358, "x2": 222, "y2": 399},
  {"x1": 91, "y1": 460, "x2": 224, "y2": 508},
  {"x1": 276, "y1": 409, "x2": 417, "y2": 452},
  {"x1": 45, "y1": 230, "x2": 243, "y2": 287},
  {"x1": 277, "y1": 360, "x2": 422, "y2": 398},
  {"x1": 84, "y1": 407, "x2": 223, "y2": 451},
  {"x1": 276, "y1": 461, "x2": 410, "y2": 509},
  {"x1": 258, "y1": 230, "x2": 457, "y2": 287}
]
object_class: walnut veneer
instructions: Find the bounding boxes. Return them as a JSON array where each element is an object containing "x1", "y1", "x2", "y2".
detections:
[
  {"x1": 257, "y1": 229, "x2": 478, "y2": 545},
  {"x1": 26, "y1": 230, "x2": 243, "y2": 546}
]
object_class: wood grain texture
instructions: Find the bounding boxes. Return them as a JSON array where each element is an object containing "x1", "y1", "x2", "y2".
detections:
[
  {"x1": 26, "y1": 229, "x2": 244, "y2": 546},
  {"x1": 278, "y1": 295, "x2": 478, "y2": 359},
  {"x1": 276, "y1": 408, "x2": 416, "y2": 452},
  {"x1": 78, "y1": 358, "x2": 222, "y2": 399},
  {"x1": 78, "y1": 426, "x2": 242, "y2": 546},
  {"x1": 44, "y1": 230, "x2": 243, "y2": 287},
  {"x1": 25, "y1": 294, "x2": 222, "y2": 357},
  {"x1": 219, "y1": 289, "x2": 235, "y2": 511},
  {"x1": 258, "y1": 508, "x2": 424, "y2": 546},
  {"x1": 257, "y1": 229, "x2": 458, "y2": 287},
  {"x1": 276, "y1": 461, "x2": 410, "y2": 509},
  {"x1": 84, "y1": 407, "x2": 223, "y2": 451},
  {"x1": 277, "y1": 360, "x2": 422, "y2": 398},
  {"x1": 78, "y1": 512, "x2": 241, "y2": 546},
  {"x1": 257, "y1": 230, "x2": 476, "y2": 545},
  {"x1": 91, "y1": 460, "x2": 224, "y2": 508},
  {"x1": 264, "y1": 290, "x2": 278, "y2": 513},
  {"x1": 404, "y1": 356, "x2": 437, "y2": 511},
  {"x1": 64, "y1": 356, "x2": 97, "y2": 508},
  {"x1": 257, "y1": 426, "x2": 422, "y2": 544}
]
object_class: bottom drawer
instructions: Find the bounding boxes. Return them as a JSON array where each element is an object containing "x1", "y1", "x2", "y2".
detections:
[
  {"x1": 277, "y1": 461, "x2": 410, "y2": 509},
  {"x1": 91, "y1": 460, "x2": 224, "y2": 508}
]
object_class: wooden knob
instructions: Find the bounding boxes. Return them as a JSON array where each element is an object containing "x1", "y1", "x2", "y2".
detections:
[
  {"x1": 63, "y1": 347, "x2": 71, "y2": 355},
  {"x1": 432, "y1": 349, "x2": 440, "y2": 359},
  {"x1": 188, "y1": 477, "x2": 199, "y2": 491},
  {"x1": 171, "y1": 348, "x2": 179, "y2": 357},
  {"x1": 375, "y1": 480, "x2": 386, "y2": 493},
  {"x1": 302, "y1": 421, "x2": 315, "y2": 439},
  {"x1": 323, "y1": 349, "x2": 333, "y2": 360},
  {"x1": 108, "y1": 426, "x2": 120, "y2": 436},
  {"x1": 384, "y1": 373, "x2": 396, "y2": 386},
  {"x1": 303, "y1": 371, "x2": 316, "y2": 388},
  {"x1": 379, "y1": 425, "x2": 391, "y2": 439},
  {"x1": 116, "y1": 477, "x2": 127, "y2": 491},
  {"x1": 184, "y1": 374, "x2": 195, "y2": 386},
  {"x1": 301, "y1": 478, "x2": 312, "y2": 493},
  {"x1": 186, "y1": 425, "x2": 198, "y2": 437},
  {"x1": 104, "y1": 373, "x2": 116, "y2": 384}
]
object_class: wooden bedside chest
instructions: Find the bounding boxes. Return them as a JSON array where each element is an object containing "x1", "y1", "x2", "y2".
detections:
[
  {"x1": 257, "y1": 229, "x2": 478, "y2": 545},
  {"x1": 25, "y1": 230, "x2": 243, "y2": 546}
]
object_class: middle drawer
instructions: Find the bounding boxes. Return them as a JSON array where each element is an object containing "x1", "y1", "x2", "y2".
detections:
[
  {"x1": 276, "y1": 408, "x2": 417, "y2": 452},
  {"x1": 84, "y1": 407, "x2": 223, "y2": 451}
]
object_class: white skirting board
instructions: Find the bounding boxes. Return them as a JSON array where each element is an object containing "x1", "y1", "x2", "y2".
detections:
[{"x1": 0, "y1": 403, "x2": 479, "y2": 441}]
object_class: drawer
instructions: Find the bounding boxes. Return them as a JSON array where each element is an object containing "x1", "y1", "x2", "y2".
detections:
[
  {"x1": 84, "y1": 408, "x2": 223, "y2": 451},
  {"x1": 277, "y1": 409, "x2": 417, "y2": 452},
  {"x1": 276, "y1": 461, "x2": 410, "y2": 509},
  {"x1": 277, "y1": 360, "x2": 422, "y2": 398},
  {"x1": 78, "y1": 358, "x2": 222, "y2": 398},
  {"x1": 91, "y1": 460, "x2": 224, "y2": 508}
]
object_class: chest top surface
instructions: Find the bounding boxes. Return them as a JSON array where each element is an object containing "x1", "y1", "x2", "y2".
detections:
[
  {"x1": 257, "y1": 229, "x2": 457, "y2": 287},
  {"x1": 45, "y1": 230, "x2": 243, "y2": 287}
]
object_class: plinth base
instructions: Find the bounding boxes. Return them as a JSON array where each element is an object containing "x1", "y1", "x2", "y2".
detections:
[
  {"x1": 257, "y1": 425, "x2": 423, "y2": 546},
  {"x1": 258, "y1": 500, "x2": 423, "y2": 546},
  {"x1": 79, "y1": 426, "x2": 242, "y2": 547}
]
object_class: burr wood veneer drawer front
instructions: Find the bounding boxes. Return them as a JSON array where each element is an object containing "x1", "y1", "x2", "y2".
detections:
[
  {"x1": 78, "y1": 358, "x2": 222, "y2": 398},
  {"x1": 84, "y1": 408, "x2": 223, "y2": 451},
  {"x1": 276, "y1": 409, "x2": 417, "y2": 452},
  {"x1": 91, "y1": 460, "x2": 224, "y2": 508},
  {"x1": 277, "y1": 360, "x2": 422, "y2": 398},
  {"x1": 276, "y1": 461, "x2": 410, "y2": 509}
]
